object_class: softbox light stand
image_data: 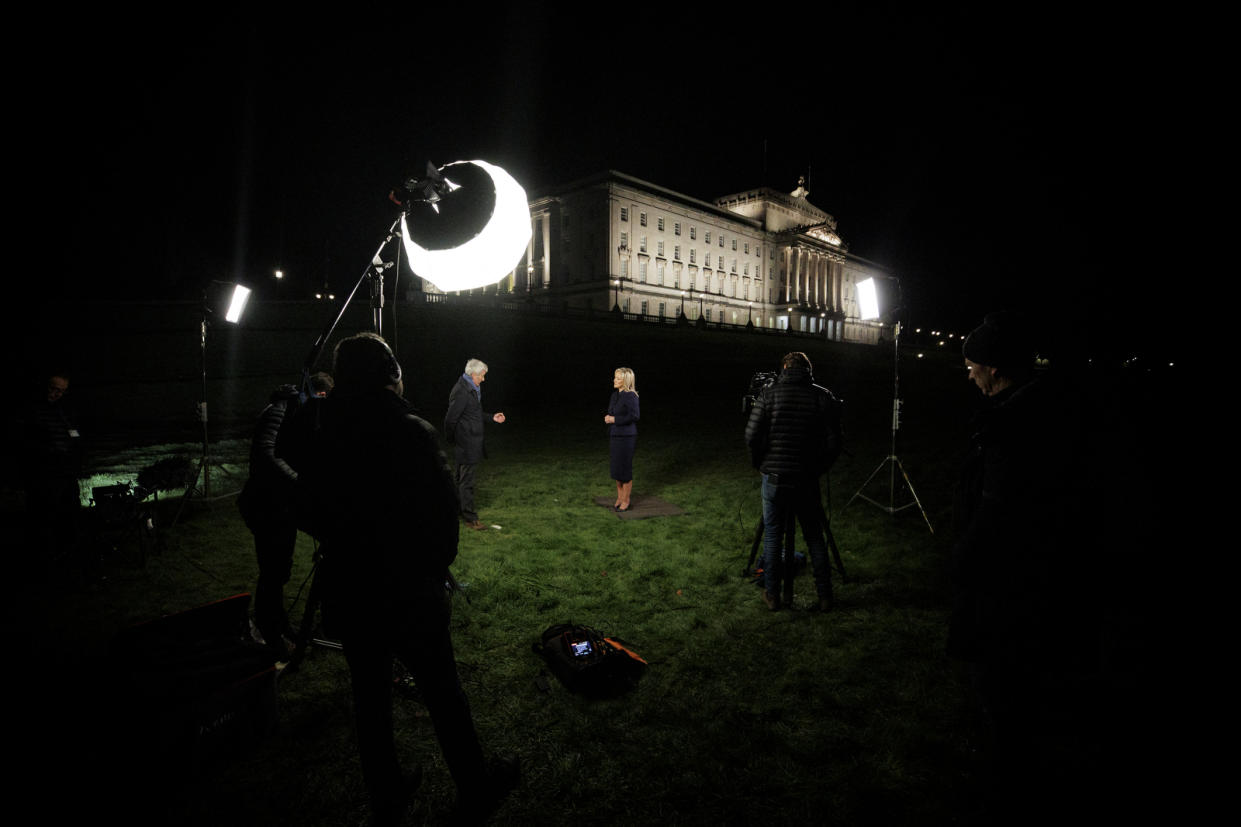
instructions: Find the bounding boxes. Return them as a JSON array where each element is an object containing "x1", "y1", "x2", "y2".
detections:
[{"x1": 844, "y1": 320, "x2": 934, "y2": 534}]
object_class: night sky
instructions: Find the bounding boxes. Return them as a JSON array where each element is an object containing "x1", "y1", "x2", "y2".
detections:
[{"x1": 31, "y1": 10, "x2": 1157, "y2": 361}]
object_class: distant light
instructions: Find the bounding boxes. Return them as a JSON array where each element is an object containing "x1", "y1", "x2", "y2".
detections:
[
  {"x1": 856, "y1": 278, "x2": 880, "y2": 320},
  {"x1": 917, "y1": 353, "x2": 924, "y2": 358},
  {"x1": 916, "y1": 328, "x2": 922, "y2": 333},
  {"x1": 938, "y1": 340, "x2": 946, "y2": 346},
  {"x1": 224, "y1": 284, "x2": 251, "y2": 323},
  {"x1": 315, "y1": 293, "x2": 323, "y2": 299},
  {"x1": 328, "y1": 293, "x2": 336, "y2": 300},
  {"x1": 274, "y1": 269, "x2": 284, "y2": 280}
]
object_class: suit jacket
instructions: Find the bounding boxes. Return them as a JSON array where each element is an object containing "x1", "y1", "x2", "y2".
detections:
[
  {"x1": 607, "y1": 390, "x2": 639, "y2": 437},
  {"x1": 444, "y1": 375, "x2": 489, "y2": 465}
]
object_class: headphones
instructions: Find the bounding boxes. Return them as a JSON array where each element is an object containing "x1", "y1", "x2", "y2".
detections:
[{"x1": 376, "y1": 337, "x2": 403, "y2": 386}]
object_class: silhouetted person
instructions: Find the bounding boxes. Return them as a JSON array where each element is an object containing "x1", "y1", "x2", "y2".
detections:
[
  {"x1": 300, "y1": 334, "x2": 516, "y2": 825},
  {"x1": 15, "y1": 373, "x2": 83, "y2": 575},
  {"x1": 950, "y1": 312, "x2": 1101, "y2": 824},
  {"x1": 238, "y1": 371, "x2": 333, "y2": 659}
]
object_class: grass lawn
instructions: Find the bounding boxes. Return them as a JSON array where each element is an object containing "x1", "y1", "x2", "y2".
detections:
[{"x1": 9, "y1": 306, "x2": 1145, "y2": 825}]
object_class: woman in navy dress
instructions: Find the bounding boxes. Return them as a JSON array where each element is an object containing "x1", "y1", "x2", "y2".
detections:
[{"x1": 604, "y1": 367, "x2": 639, "y2": 512}]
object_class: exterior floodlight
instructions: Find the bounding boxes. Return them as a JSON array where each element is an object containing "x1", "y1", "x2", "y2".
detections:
[
  {"x1": 401, "y1": 160, "x2": 532, "y2": 292},
  {"x1": 224, "y1": 284, "x2": 252, "y2": 324},
  {"x1": 857, "y1": 277, "x2": 880, "y2": 320}
]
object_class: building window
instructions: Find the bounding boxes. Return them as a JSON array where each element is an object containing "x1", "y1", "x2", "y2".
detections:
[
  {"x1": 674, "y1": 222, "x2": 681, "y2": 236},
  {"x1": 641, "y1": 300, "x2": 648, "y2": 316},
  {"x1": 690, "y1": 226, "x2": 697, "y2": 240},
  {"x1": 640, "y1": 212, "x2": 647, "y2": 227},
  {"x1": 623, "y1": 297, "x2": 631, "y2": 313},
  {"x1": 689, "y1": 249, "x2": 696, "y2": 264},
  {"x1": 658, "y1": 217, "x2": 665, "y2": 231},
  {"x1": 719, "y1": 235, "x2": 725, "y2": 247},
  {"x1": 744, "y1": 263, "x2": 749, "y2": 275},
  {"x1": 639, "y1": 261, "x2": 648, "y2": 282},
  {"x1": 620, "y1": 231, "x2": 628, "y2": 248},
  {"x1": 705, "y1": 253, "x2": 711, "y2": 267},
  {"x1": 657, "y1": 260, "x2": 666, "y2": 284},
  {"x1": 620, "y1": 259, "x2": 628, "y2": 278},
  {"x1": 705, "y1": 231, "x2": 711, "y2": 244},
  {"x1": 657, "y1": 240, "x2": 665, "y2": 257},
  {"x1": 744, "y1": 242, "x2": 750, "y2": 254},
  {"x1": 674, "y1": 245, "x2": 681, "y2": 261},
  {"x1": 732, "y1": 238, "x2": 737, "y2": 251},
  {"x1": 731, "y1": 259, "x2": 737, "y2": 273},
  {"x1": 705, "y1": 308, "x2": 712, "y2": 322},
  {"x1": 640, "y1": 236, "x2": 647, "y2": 252},
  {"x1": 621, "y1": 207, "x2": 628, "y2": 222},
  {"x1": 658, "y1": 302, "x2": 666, "y2": 318}
]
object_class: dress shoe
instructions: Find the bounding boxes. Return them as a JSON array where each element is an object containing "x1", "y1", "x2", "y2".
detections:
[
  {"x1": 762, "y1": 591, "x2": 781, "y2": 611},
  {"x1": 466, "y1": 519, "x2": 487, "y2": 531}
]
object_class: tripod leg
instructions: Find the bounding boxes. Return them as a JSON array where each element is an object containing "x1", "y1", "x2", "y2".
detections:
[
  {"x1": 747, "y1": 516, "x2": 765, "y2": 576},
  {"x1": 284, "y1": 557, "x2": 323, "y2": 675},
  {"x1": 895, "y1": 457, "x2": 935, "y2": 535},
  {"x1": 783, "y1": 511, "x2": 796, "y2": 605}
]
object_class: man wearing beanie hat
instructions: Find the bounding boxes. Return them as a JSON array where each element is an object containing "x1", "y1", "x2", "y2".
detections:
[
  {"x1": 961, "y1": 311, "x2": 1035, "y2": 398},
  {"x1": 299, "y1": 332, "x2": 517, "y2": 824},
  {"x1": 950, "y1": 312, "x2": 1100, "y2": 822}
]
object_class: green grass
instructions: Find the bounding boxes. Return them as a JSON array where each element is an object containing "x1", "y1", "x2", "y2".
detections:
[
  {"x1": 24, "y1": 396, "x2": 984, "y2": 826},
  {"x1": 11, "y1": 306, "x2": 998, "y2": 825}
]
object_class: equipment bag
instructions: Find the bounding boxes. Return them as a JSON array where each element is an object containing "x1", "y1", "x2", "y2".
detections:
[{"x1": 533, "y1": 623, "x2": 647, "y2": 697}]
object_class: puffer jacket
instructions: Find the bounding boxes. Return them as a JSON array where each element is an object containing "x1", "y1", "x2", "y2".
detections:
[{"x1": 744, "y1": 365, "x2": 841, "y2": 477}]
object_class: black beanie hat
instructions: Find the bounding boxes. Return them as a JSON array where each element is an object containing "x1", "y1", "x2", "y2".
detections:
[{"x1": 962, "y1": 312, "x2": 1034, "y2": 369}]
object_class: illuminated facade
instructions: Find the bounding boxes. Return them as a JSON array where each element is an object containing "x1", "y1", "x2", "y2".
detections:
[{"x1": 428, "y1": 171, "x2": 889, "y2": 344}]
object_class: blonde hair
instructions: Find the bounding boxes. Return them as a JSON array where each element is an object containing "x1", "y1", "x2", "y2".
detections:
[{"x1": 614, "y1": 367, "x2": 637, "y2": 394}]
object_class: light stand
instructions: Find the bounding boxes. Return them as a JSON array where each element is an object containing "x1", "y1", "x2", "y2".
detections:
[
  {"x1": 286, "y1": 159, "x2": 531, "y2": 672},
  {"x1": 845, "y1": 318, "x2": 934, "y2": 533},
  {"x1": 175, "y1": 283, "x2": 251, "y2": 525}
]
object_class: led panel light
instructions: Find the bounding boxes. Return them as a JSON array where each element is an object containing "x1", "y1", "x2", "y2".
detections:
[
  {"x1": 857, "y1": 277, "x2": 880, "y2": 320},
  {"x1": 225, "y1": 284, "x2": 252, "y2": 323}
]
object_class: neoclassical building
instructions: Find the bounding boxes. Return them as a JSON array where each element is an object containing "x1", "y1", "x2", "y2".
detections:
[{"x1": 423, "y1": 170, "x2": 889, "y2": 344}]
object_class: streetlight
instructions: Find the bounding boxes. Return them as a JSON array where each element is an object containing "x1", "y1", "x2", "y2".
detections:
[{"x1": 613, "y1": 278, "x2": 620, "y2": 310}]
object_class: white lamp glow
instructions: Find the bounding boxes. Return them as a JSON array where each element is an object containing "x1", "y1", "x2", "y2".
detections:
[
  {"x1": 857, "y1": 277, "x2": 880, "y2": 320},
  {"x1": 225, "y1": 284, "x2": 252, "y2": 323},
  {"x1": 401, "y1": 160, "x2": 532, "y2": 292}
]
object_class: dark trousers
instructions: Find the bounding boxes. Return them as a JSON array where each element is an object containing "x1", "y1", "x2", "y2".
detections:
[
  {"x1": 252, "y1": 519, "x2": 297, "y2": 646},
  {"x1": 455, "y1": 462, "x2": 477, "y2": 522},
  {"x1": 760, "y1": 473, "x2": 832, "y2": 600},
  {"x1": 338, "y1": 583, "x2": 487, "y2": 804}
]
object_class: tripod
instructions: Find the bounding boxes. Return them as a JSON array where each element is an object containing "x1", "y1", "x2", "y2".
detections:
[
  {"x1": 745, "y1": 477, "x2": 847, "y2": 588},
  {"x1": 844, "y1": 321, "x2": 934, "y2": 533}
]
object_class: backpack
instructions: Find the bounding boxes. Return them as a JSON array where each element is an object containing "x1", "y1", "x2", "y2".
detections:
[{"x1": 533, "y1": 623, "x2": 647, "y2": 697}]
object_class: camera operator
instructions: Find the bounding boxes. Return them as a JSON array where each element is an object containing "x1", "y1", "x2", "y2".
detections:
[
  {"x1": 744, "y1": 352, "x2": 842, "y2": 611},
  {"x1": 298, "y1": 332, "x2": 517, "y2": 825}
]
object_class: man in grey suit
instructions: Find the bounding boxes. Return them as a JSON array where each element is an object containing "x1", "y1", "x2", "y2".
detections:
[{"x1": 444, "y1": 358, "x2": 506, "y2": 530}]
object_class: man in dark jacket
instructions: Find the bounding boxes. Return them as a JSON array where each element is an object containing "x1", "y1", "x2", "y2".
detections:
[
  {"x1": 950, "y1": 312, "x2": 1100, "y2": 823},
  {"x1": 444, "y1": 358, "x2": 505, "y2": 530},
  {"x1": 238, "y1": 372, "x2": 332, "y2": 658},
  {"x1": 300, "y1": 334, "x2": 516, "y2": 825},
  {"x1": 744, "y1": 352, "x2": 842, "y2": 611}
]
